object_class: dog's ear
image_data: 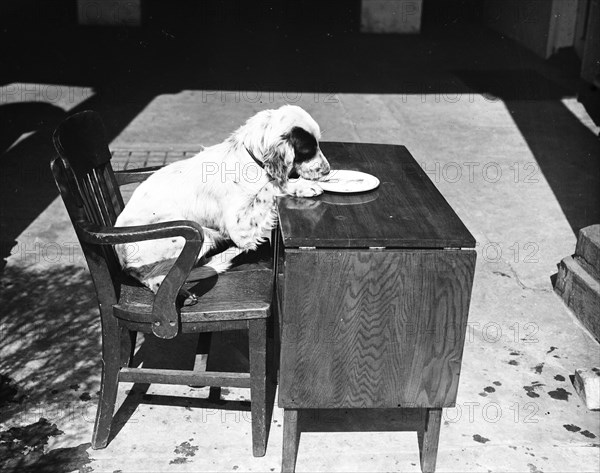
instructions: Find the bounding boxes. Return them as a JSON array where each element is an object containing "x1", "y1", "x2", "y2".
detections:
[{"x1": 263, "y1": 137, "x2": 293, "y2": 187}]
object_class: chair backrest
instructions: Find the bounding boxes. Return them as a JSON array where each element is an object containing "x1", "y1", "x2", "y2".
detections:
[
  {"x1": 51, "y1": 111, "x2": 124, "y2": 301},
  {"x1": 52, "y1": 110, "x2": 124, "y2": 224}
]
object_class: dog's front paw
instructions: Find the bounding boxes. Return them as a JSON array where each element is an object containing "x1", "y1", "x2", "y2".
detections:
[
  {"x1": 294, "y1": 182, "x2": 323, "y2": 197},
  {"x1": 286, "y1": 179, "x2": 324, "y2": 198},
  {"x1": 284, "y1": 197, "x2": 322, "y2": 210}
]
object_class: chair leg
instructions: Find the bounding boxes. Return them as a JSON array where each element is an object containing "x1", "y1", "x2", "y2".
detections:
[
  {"x1": 120, "y1": 328, "x2": 137, "y2": 368},
  {"x1": 248, "y1": 318, "x2": 268, "y2": 457},
  {"x1": 194, "y1": 332, "x2": 212, "y2": 372},
  {"x1": 91, "y1": 321, "x2": 121, "y2": 449},
  {"x1": 194, "y1": 332, "x2": 220, "y2": 398}
]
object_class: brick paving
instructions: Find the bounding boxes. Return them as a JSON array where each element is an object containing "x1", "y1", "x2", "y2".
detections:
[{"x1": 110, "y1": 149, "x2": 199, "y2": 171}]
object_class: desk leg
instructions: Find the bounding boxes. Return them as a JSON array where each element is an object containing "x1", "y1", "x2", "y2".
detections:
[
  {"x1": 282, "y1": 408, "x2": 299, "y2": 473},
  {"x1": 419, "y1": 408, "x2": 442, "y2": 473}
]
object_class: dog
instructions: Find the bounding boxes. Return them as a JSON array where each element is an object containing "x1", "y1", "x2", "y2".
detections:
[{"x1": 114, "y1": 105, "x2": 330, "y2": 292}]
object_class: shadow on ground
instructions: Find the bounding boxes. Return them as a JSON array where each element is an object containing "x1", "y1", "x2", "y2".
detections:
[
  {"x1": 0, "y1": 264, "x2": 272, "y2": 471},
  {"x1": 0, "y1": 265, "x2": 98, "y2": 472},
  {"x1": 455, "y1": 68, "x2": 600, "y2": 234}
]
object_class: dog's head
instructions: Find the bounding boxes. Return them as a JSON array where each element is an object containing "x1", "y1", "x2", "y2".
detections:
[{"x1": 239, "y1": 105, "x2": 330, "y2": 186}]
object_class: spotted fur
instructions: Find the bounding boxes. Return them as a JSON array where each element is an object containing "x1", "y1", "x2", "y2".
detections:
[{"x1": 114, "y1": 105, "x2": 330, "y2": 292}]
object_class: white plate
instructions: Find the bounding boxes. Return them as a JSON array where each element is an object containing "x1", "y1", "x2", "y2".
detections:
[{"x1": 318, "y1": 170, "x2": 380, "y2": 193}]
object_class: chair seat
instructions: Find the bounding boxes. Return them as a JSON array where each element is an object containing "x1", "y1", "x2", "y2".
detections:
[{"x1": 114, "y1": 245, "x2": 274, "y2": 325}]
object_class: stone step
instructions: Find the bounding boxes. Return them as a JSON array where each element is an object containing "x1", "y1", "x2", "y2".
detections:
[
  {"x1": 576, "y1": 224, "x2": 600, "y2": 278},
  {"x1": 554, "y1": 225, "x2": 600, "y2": 341},
  {"x1": 555, "y1": 255, "x2": 600, "y2": 341},
  {"x1": 574, "y1": 368, "x2": 600, "y2": 410}
]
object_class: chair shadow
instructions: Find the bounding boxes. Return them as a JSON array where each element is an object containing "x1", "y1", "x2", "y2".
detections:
[
  {"x1": 0, "y1": 102, "x2": 66, "y2": 156},
  {"x1": 0, "y1": 85, "x2": 161, "y2": 272},
  {"x1": 108, "y1": 382, "x2": 254, "y2": 445},
  {"x1": 109, "y1": 327, "x2": 276, "y2": 446}
]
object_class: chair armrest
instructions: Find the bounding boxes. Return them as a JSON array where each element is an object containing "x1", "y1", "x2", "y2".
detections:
[
  {"x1": 77, "y1": 220, "x2": 204, "y2": 339},
  {"x1": 77, "y1": 219, "x2": 202, "y2": 245},
  {"x1": 114, "y1": 166, "x2": 163, "y2": 186}
]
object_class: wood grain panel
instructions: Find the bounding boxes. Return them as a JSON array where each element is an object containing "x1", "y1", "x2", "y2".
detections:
[
  {"x1": 277, "y1": 142, "x2": 476, "y2": 249},
  {"x1": 278, "y1": 249, "x2": 476, "y2": 408}
]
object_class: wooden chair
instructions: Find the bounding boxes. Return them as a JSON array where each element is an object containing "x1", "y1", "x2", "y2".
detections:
[{"x1": 51, "y1": 110, "x2": 274, "y2": 456}]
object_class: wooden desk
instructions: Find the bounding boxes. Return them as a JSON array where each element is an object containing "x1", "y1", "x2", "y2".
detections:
[{"x1": 275, "y1": 142, "x2": 476, "y2": 473}]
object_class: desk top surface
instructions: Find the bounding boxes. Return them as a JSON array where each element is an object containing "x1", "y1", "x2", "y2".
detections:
[{"x1": 277, "y1": 142, "x2": 475, "y2": 249}]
